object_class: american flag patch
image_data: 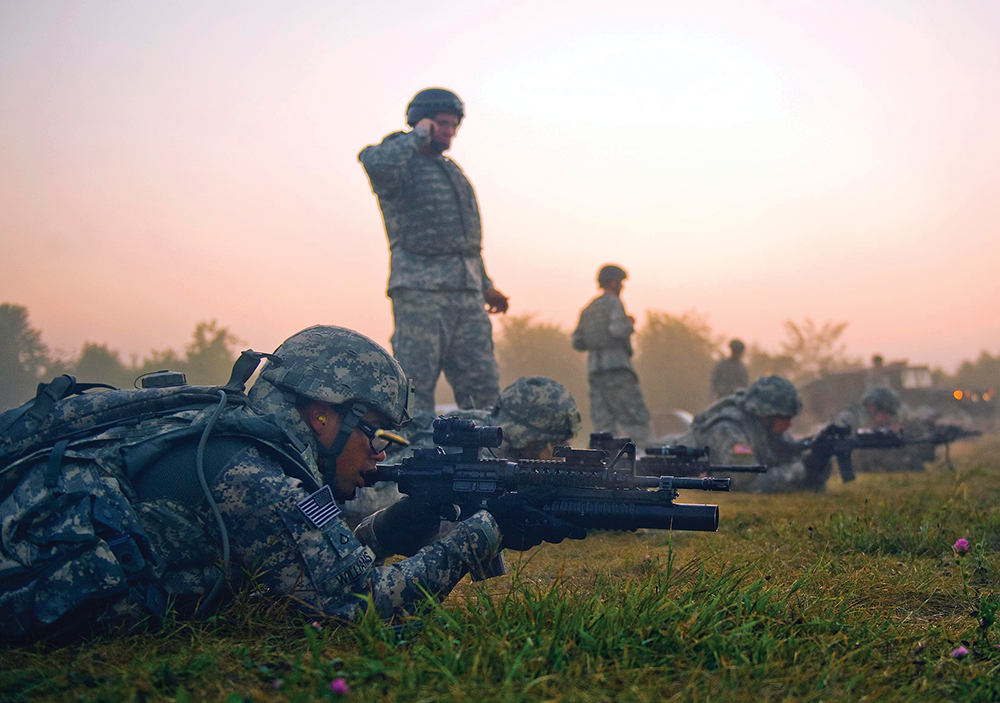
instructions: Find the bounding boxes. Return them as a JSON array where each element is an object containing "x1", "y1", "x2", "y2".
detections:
[
  {"x1": 733, "y1": 444, "x2": 754, "y2": 455},
  {"x1": 296, "y1": 485, "x2": 342, "y2": 530}
]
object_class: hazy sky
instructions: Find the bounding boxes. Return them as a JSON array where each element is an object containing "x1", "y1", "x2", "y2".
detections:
[{"x1": 2, "y1": 0, "x2": 998, "y2": 370}]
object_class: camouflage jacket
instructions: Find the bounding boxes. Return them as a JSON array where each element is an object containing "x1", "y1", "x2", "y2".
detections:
[
  {"x1": 680, "y1": 398, "x2": 811, "y2": 492},
  {"x1": 572, "y1": 293, "x2": 635, "y2": 375},
  {"x1": 359, "y1": 129, "x2": 494, "y2": 295},
  {"x1": 220, "y1": 380, "x2": 504, "y2": 619},
  {"x1": 709, "y1": 357, "x2": 750, "y2": 400}
]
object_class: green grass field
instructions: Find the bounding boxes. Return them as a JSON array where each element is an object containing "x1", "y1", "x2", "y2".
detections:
[{"x1": 3, "y1": 437, "x2": 999, "y2": 702}]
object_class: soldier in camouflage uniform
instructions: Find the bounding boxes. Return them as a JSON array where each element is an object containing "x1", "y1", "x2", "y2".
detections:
[
  {"x1": 709, "y1": 339, "x2": 750, "y2": 401},
  {"x1": 1, "y1": 326, "x2": 583, "y2": 640},
  {"x1": 572, "y1": 265, "x2": 652, "y2": 448},
  {"x1": 834, "y1": 385, "x2": 926, "y2": 472},
  {"x1": 359, "y1": 88, "x2": 508, "y2": 415},
  {"x1": 677, "y1": 376, "x2": 830, "y2": 492}
]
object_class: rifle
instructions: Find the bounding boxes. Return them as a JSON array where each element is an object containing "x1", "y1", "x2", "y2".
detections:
[
  {"x1": 367, "y1": 419, "x2": 730, "y2": 577},
  {"x1": 589, "y1": 432, "x2": 768, "y2": 477},
  {"x1": 792, "y1": 423, "x2": 981, "y2": 483}
]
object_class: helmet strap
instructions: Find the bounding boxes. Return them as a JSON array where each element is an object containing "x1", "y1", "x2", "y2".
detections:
[{"x1": 316, "y1": 402, "x2": 368, "y2": 469}]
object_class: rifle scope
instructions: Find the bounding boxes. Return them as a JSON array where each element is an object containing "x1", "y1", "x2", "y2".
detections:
[{"x1": 432, "y1": 417, "x2": 503, "y2": 449}]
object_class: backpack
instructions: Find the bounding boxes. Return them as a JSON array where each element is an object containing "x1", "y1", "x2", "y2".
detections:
[{"x1": 0, "y1": 352, "x2": 317, "y2": 644}]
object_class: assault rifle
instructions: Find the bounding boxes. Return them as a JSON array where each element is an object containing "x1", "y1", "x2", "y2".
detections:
[
  {"x1": 791, "y1": 423, "x2": 982, "y2": 484},
  {"x1": 367, "y1": 418, "x2": 729, "y2": 534},
  {"x1": 589, "y1": 432, "x2": 769, "y2": 477}
]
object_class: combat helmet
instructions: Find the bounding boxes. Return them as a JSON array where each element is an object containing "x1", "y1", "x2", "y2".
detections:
[
  {"x1": 406, "y1": 88, "x2": 465, "y2": 127},
  {"x1": 741, "y1": 376, "x2": 801, "y2": 419},
  {"x1": 258, "y1": 325, "x2": 413, "y2": 462},
  {"x1": 597, "y1": 264, "x2": 628, "y2": 286},
  {"x1": 493, "y1": 376, "x2": 581, "y2": 450},
  {"x1": 862, "y1": 385, "x2": 902, "y2": 417}
]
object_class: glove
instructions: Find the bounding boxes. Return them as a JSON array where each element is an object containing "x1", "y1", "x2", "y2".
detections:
[
  {"x1": 371, "y1": 497, "x2": 442, "y2": 557},
  {"x1": 487, "y1": 487, "x2": 586, "y2": 551}
]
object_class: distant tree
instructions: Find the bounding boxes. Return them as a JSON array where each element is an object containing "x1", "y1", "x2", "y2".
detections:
[
  {"x1": 777, "y1": 318, "x2": 861, "y2": 384},
  {"x1": 180, "y1": 321, "x2": 243, "y2": 385},
  {"x1": 950, "y1": 350, "x2": 1000, "y2": 391},
  {"x1": 493, "y1": 314, "x2": 590, "y2": 441},
  {"x1": 745, "y1": 345, "x2": 799, "y2": 383},
  {"x1": 0, "y1": 303, "x2": 54, "y2": 410},
  {"x1": 74, "y1": 343, "x2": 135, "y2": 389},
  {"x1": 634, "y1": 310, "x2": 721, "y2": 416},
  {"x1": 136, "y1": 348, "x2": 184, "y2": 378}
]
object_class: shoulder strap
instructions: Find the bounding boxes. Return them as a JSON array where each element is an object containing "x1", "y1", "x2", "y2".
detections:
[{"x1": 0, "y1": 376, "x2": 117, "y2": 436}]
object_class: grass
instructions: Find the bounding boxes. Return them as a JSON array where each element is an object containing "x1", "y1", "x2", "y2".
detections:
[{"x1": 3, "y1": 437, "x2": 1000, "y2": 702}]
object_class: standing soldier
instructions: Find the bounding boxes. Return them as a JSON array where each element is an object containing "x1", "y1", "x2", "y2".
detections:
[
  {"x1": 709, "y1": 338, "x2": 750, "y2": 401},
  {"x1": 359, "y1": 88, "x2": 509, "y2": 415},
  {"x1": 572, "y1": 264, "x2": 652, "y2": 448}
]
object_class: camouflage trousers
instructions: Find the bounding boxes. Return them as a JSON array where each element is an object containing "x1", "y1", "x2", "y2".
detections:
[
  {"x1": 389, "y1": 289, "x2": 500, "y2": 415},
  {"x1": 588, "y1": 368, "x2": 652, "y2": 448}
]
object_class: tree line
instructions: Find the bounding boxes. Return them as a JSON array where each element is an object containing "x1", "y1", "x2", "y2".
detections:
[
  {"x1": 0, "y1": 303, "x2": 242, "y2": 411},
  {"x1": 3, "y1": 302, "x2": 998, "y2": 436}
]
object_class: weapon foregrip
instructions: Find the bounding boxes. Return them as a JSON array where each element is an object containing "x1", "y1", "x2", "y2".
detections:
[
  {"x1": 835, "y1": 452, "x2": 856, "y2": 483},
  {"x1": 544, "y1": 500, "x2": 719, "y2": 532}
]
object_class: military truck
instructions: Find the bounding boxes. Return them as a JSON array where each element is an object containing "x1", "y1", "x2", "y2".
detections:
[{"x1": 799, "y1": 362, "x2": 996, "y2": 430}]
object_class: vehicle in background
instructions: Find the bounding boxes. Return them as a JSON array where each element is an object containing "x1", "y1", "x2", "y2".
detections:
[{"x1": 798, "y1": 362, "x2": 996, "y2": 431}]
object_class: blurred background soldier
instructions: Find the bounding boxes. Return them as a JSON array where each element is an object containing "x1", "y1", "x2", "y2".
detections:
[
  {"x1": 864, "y1": 354, "x2": 890, "y2": 390},
  {"x1": 835, "y1": 385, "x2": 902, "y2": 432},
  {"x1": 572, "y1": 264, "x2": 652, "y2": 448},
  {"x1": 710, "y1": 338, "x2": 750, "y2": 401},
  {"x1": 834, "y1": 385, "x2": 925, "y2": 472},
  {"x1": 398, "y1": 376, "x2": 581, "y2": 461},
  {"x1": 677, "y1": 375, "x2": 829, "y2": 492},
  {"x1": 359, "y1": 88, "x2": 509, "y2": 415},
  {"x1": 345, "y1": 377, "x2": 582, "y2": 525}
]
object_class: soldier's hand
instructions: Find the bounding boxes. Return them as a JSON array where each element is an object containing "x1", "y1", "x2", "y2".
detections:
[
  {"x1": 484, "y1": 287, "x2": 509, "y2": 314},
  {"x1": 371, "y1": 497, "x2": 441, "y2": 557},
  {"x1": 415, "y1": 118, "x2": 435, "y2": 138},
  {"x1": 487, "y1": 488, "x2": 586, "y2": 551}
]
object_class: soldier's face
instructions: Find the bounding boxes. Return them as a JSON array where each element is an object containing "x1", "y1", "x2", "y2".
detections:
[
  {"x1": 312, "y1": 407, "x2": 389, "y2": 500},
  {"x1": 603, "y1": 280, "x2": 624, "y2": 295},
  {"x1": 767, "y1": 417, "x2": 792, "y2": 435},
  {"x1": 866, "y1": 405, "x2": 894, "y2": 428},
  {"x1": 429, "y1": 112, "x2": 460, "y2": 152}
]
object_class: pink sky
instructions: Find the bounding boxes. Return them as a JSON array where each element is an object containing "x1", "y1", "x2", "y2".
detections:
[{"x1": 1, "y1": 1, "x2": 997, "y2": 371}]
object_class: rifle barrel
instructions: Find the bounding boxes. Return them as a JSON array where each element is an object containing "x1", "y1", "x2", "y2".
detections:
[{"x1": 544, "y1": 500, "x2": 719, "y2": 532}]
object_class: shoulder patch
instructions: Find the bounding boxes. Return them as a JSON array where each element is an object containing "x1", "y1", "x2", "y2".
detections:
[
  {"x1": 733, "y1": 444, "x2": 754, "y2": 455},
  {"x1": 296, "y1": 485, "x2": 342, "y2": 529}
]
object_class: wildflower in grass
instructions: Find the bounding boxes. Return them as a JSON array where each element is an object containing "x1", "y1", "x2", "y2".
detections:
[
  {"x1": 953, "y1": 538, "x2": 970, "y2": 554},
  {"x1": 312, "y1": 620, "x2": 322, "y2": 628},
  {"x1": 330, "y1": 678, "x2": 350, "y2": 695},
  {"x1": 951, "y1": 646, "x2": 968, "y2": 658},
  {"x1": 644, "y1": 554, "x2": 651, "y2": 561},
  {"x1": 272, "y1": 680, "x2": 283, "y2": 690}
]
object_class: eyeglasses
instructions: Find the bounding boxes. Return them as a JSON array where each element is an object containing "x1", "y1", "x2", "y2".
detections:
[{"x1": 355, "y1": 419, "x2": 409, "y2": 454}]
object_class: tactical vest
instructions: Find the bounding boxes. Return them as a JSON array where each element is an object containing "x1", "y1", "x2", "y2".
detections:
[
  {"x1": 0, "y1": 356, "x2": 317, "y2": 644},
  {"x1": 393, "y1": 151, "x2": 482, "y2": 257},
  {"x1": 573, "y1": 295, "x2": 632, "y2": 354}
]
